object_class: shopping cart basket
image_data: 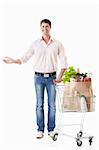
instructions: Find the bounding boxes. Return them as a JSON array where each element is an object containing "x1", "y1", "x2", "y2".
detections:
[{"x1": 52, "y1": 83, "x2": 95, "y2": 147}]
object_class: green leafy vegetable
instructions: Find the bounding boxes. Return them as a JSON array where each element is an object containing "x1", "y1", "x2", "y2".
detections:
[{"x1": 62, "y1": 66, "x2": 77, "y2": 83}]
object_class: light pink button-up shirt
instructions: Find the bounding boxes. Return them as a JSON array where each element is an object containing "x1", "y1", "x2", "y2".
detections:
[{"x1": 21, "y1": 37, "x2": 68, "y2": 73}]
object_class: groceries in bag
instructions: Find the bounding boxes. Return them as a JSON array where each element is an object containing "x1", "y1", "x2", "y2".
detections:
[{"x1": 62, "y1": 66, "x2": 94, "y2": 112}]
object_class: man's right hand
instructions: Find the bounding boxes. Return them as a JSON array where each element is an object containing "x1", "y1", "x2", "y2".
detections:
[
  {"x1": 3, "y1": 56, "x2": 15, "y2": 64},
  {"x1": 3, "y1": 57, "x2": 22, "y2": 64}
]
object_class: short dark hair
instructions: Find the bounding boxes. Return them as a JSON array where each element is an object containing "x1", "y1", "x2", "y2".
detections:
[{"x1": 40, "y1": 19, "x2": 51, "y2": 28}]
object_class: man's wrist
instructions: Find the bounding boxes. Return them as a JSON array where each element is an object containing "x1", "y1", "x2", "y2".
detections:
[{"x1": 14, "y1": 59, "x2": 22, "y2": 64}]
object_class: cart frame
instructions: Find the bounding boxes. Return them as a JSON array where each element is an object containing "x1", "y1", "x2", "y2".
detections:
[{"x1": 52, "y1": 84, "x2": 95, "y2": 147}]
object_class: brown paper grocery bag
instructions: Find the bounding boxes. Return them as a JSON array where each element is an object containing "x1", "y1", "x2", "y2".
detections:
[
  {"x1": 62, "y1": 95, "x2": 81, "y2": 112},
  {"x1": 69, "y1": 81, "x2": 93, "y2": 97},
  {"x1": 62, "y1": 81, "x2": 94, "y2": 112}
]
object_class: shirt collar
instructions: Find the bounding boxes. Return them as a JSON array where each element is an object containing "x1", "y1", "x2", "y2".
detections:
[{"x1": 39, "y1": 36, "x2": 55, "y2": 42}]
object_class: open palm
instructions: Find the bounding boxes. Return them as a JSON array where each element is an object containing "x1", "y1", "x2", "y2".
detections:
[{"x1": 3, "y1": 56, "x2": 14, "y2": 64}]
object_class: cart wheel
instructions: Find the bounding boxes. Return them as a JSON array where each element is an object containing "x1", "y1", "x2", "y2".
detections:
[
  {"x1": 52, "y1": 133, "x2": 58, "y2": 141},
  {"x1": 89, "y1": 136, "x2": 93, "y2": 146},
  {"x1": 77, "y1": 131, "x2": 83, "y2": 138},
  {"x1": 76, "y1": 139, "x2": 82, "y2": 146}
]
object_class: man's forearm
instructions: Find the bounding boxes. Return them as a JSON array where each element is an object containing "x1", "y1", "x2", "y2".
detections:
[{"x1": 57, "y1": 68, "x2": 67, "y2": 81}]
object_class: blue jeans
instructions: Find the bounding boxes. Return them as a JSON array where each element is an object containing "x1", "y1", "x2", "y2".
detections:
[{"x1": 34, "y1": 74, "x2": 56, "y2": 132}]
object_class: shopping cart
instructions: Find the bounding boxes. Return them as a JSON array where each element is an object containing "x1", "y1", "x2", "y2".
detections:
[{"x1": 52, "y1": 83, "x2": 95, "y2": 147}]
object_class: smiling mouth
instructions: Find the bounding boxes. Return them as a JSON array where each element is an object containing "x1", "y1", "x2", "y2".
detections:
[{"x1": 43, "y1": 31, "x2": 48, "y2": 33}]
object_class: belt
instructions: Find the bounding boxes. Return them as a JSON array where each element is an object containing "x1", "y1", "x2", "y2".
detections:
[{"x1": 35, "y1": 72, "x2": 56, "y2": 77}]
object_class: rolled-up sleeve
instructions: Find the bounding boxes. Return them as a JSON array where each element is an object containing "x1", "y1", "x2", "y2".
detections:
[
  {"x1": 20, "y1": 43, "x2": 34, "y2": 63},
  {"x1": 58, "y1": 42, "x2": 68, "y2": 69}
]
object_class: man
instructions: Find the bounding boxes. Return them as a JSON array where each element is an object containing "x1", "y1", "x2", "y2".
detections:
[{"x1": 3, "y1": 19, "x2": 68, "y2": 139}]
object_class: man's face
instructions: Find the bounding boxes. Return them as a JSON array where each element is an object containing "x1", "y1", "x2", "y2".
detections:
[{"x1": 40, "y1": 22, "x2": 51, "y2": 35}]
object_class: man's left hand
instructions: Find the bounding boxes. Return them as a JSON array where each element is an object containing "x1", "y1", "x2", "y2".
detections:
[{"x1": 53, "y1": 78, "x2": 62, "y2": 84}]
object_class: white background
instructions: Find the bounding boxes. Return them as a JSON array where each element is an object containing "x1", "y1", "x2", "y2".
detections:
[{"x1": 0, "y1": 0, "x2": 99, "y2": 150}]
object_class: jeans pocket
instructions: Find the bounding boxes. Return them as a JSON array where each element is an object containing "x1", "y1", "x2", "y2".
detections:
[{"x1": 34, "y1": 74, "x2": 39, "y2": 82}]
